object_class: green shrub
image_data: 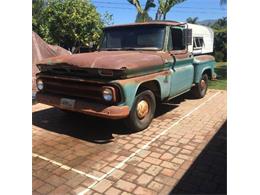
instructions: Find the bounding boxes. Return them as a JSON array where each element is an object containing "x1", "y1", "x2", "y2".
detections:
[
  {"x1": 214, "y1": 51, "x2": 225, "y2": 62},
  {"x1": 211, "y1": 17, "x2": 227, "y2": 62},
  {"x1": 32, "y1": 0, "x2": 112, "y2": 51}
]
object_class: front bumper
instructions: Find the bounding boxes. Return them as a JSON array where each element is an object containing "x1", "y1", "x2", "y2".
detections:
[{"x1": 36, "y1": 92, "x2": 130, "y2": 119}]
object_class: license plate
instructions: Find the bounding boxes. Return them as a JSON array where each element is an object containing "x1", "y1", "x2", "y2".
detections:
[{"x1": 60, "y1": 98, "x2": 75, "y2": 109}]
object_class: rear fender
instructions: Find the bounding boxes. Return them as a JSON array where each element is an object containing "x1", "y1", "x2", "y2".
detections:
[{"x1": 193, "y1": 56, "x2": 216, "y2": 83}]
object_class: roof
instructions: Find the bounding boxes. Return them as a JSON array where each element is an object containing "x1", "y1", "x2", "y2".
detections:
[{"x1": 105, "y1": 20, "x2": 186, "y2": 29}]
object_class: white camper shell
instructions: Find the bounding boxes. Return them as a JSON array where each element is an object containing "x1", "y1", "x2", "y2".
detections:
[{"x1": 186, "y1": 23, "x2": 214, "y2": 55}]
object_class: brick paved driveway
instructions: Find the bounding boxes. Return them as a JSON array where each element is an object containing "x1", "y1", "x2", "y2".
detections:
[{"x1": 32, "y1": 89, "x2": 227, "y2": 195}]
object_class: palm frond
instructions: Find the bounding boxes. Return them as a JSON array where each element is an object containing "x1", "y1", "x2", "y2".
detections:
[
  {"x1": 144, "y1": 0, "x2": 156, "y2": 12},
  {"x1": 127, "y1": 0, "x2": 143, "y2": 13}
]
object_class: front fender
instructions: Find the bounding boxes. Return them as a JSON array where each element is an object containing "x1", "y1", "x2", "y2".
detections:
[{"x1": 111, "y1": 70, "x2": 172, "y2": 109}]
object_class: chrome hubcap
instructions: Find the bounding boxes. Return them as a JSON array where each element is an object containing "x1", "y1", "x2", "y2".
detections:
[
  {"x1": 200, "y1": 79, "x2": 206, "y2": 90},
  {"x1": 136, "y1": 100, "x2": 149, "y2": 119}
]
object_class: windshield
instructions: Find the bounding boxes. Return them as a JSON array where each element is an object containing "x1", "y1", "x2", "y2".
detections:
[{"x1": 100, "y1": 25, "x2": 166, "y2": 51}]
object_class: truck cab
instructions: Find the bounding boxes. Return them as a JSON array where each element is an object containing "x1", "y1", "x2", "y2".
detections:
[{"x1": 36, "y1": 21, "x2": 216, "y2": 131}]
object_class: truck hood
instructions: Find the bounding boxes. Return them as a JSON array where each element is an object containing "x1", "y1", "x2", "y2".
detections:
[{"x1": 38, "y1": 51, "x2": 165, "y2": 71}]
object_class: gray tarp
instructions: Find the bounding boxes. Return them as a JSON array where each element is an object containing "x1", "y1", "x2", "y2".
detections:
[{"x1": 32, "y1": 31, "x2": 71, "y2": 92}]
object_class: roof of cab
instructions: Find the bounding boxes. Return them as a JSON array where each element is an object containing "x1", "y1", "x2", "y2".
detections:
[{"x1": 104, "y1": 20, "x2": 186, "y2": 29}]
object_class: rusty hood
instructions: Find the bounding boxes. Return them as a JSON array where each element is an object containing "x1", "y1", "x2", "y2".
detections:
[{"x1": 38, "y1": 51, "x2": 166, "y2": 71}]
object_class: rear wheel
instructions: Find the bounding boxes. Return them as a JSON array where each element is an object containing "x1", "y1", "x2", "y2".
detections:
[
  {"x1": 192, "y1": 74, "x2": 208, "y2": 98},
  {"x1": 125, "y1": 90, "x2": 156, "y2": 132}
]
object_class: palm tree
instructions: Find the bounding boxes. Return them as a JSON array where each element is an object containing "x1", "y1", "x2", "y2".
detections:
[
  {"x1": 211, "y1": 17, "x2": 227, "y2": 29},
  {"x1": 186, "y1": 17, "x2": 199, "y2": 24},
  {"x1": 156, "y1": 0, "x2": 186, "y2": 20},
  {"x1": 127, "y1": 0, "x2": 156, "y2": 22}
]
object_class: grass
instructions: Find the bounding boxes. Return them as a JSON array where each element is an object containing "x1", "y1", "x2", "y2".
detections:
[{"x1": 208, "y1": 62, "x2": 227, "y2": 90}]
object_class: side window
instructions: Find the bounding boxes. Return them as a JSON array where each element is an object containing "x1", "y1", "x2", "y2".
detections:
[
  {"x1": 171, "y1": 28, "x2": 185, "y2": 50},
  {"x1": 193, "y1": 37, "x2": 204, "y2": 49}
]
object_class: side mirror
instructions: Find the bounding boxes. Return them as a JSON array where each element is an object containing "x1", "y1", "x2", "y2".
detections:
[{"x1": 183, "y1": 29, "x2": 192, "y2": 46}]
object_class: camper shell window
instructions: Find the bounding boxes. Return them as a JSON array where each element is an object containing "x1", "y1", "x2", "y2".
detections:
[{"x1": 193, "y1": 37, "x2": 204, "y2": 49}]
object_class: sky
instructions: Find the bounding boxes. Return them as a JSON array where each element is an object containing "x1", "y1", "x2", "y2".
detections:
[{"x1": 91, "y1": 0, "x2": 227, "y2": 25}]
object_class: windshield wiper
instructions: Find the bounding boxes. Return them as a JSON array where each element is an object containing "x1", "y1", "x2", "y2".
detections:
[
  {"x1": 100, "y1": 47, "x2": 159, "y2": 51},
  {"x1": 121, "y1": 47, "x2": 160, "y2": 51},
  {"x1": 100, "y1": 48, "x2": 122, "y2": 51},
  {"x1": 121, "y1": 47, "x2": 138, "y2": 51}
]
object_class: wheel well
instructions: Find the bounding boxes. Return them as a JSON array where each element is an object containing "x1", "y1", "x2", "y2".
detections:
[
  {"x1": 203, "y1": 69, "x2": 212, "y2": 79},
  {"x1": 136, "y1": 80, "x2": 161, "y2": 100}
]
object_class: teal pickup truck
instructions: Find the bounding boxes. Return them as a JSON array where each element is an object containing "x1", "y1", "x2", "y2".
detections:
[{"x1": 36, "y1": 21, "x2": 216, "y2": 131}]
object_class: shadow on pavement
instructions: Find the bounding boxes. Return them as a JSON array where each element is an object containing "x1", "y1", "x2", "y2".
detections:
[
  {"x1": 32, "y1": 91, "x2": 194, "y2": 144},
  {"x1": 33, "y1": 107, "x2": 127, "y2": 143},
  {"x1": 170, "y1": 121, "x2": 227, "y2": 195}
]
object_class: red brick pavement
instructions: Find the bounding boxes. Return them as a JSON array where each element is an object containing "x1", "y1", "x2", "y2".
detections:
[{"x1": 32, "y1": 89, "x2": 227, "y2": 194}]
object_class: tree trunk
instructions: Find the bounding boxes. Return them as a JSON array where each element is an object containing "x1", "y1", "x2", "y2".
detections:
[
  {"x1": 155, "y1": 11, "x2": 159, "y2": 20},
  {"x1": 155, "y1": 9, "x2": 162, "y2": 20},
  {"x1": 163, "y1": 13, "x2": 166, "y2": 20}
]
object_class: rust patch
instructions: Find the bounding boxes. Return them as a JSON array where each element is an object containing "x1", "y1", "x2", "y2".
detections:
[
  {"x1": 194, "y1": 55, "x2": 215, "y2": 62},
  {"x1": 136, "y1": 100, "x2": 149, "y2": 119},
  {"x1": 105, "y1": 21, "x2": 185, "y2": 29},
  {"x1": 170, "y1": 50, "x2": 191, "y2": 59},
  {"x1": 38, "y1": 76, "x2": 121, "y2": 103},
  {"x1": 116, "y1": 70, "x2": 171, "y2": 85},
  {"x1": 158, "y1": 50, "x2": 191, "y2": 61},
  {"x1": 37, "y1": 51, "x2": 165, "y2": 71},
  {"x1": 37, "y1": 73, "x2": 106, "y2": 85},
  {"x1": 36, "y1": 93, "x2": 129, "y2": 119}
]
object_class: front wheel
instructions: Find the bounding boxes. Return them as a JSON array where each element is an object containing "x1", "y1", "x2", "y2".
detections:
[
  {"x1": 124, "y1": 90, "x2": 156, "y2": 132},
  {"x1": 192, "y1": 74, "x2": 208, "y2": 98}
]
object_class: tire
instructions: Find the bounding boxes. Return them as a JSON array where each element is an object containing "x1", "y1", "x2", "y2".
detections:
[
  {"x1": 192, "y1": 74, "x2": 208, "y2": 98},
  {"x1": 125, "y1": 90, "x2": 156, "y2": 132}
]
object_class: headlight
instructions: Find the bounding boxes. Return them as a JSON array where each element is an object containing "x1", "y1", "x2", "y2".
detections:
[
  {"x1": 102, "y1": 88, "x2": 113, "y2": 101},
  {"x1": 37, "y1": 79, "x2": 44, "y2": 91}
]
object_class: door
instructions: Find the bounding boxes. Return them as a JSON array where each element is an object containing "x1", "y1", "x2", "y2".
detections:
[{"x1": 168, "y1": 27, "x2": 194, "y2": 97}]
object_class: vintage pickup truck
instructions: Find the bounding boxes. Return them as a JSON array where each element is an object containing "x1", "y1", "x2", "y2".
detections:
[{"x1": 36, "y1": 21, "x2": 216, "y2": 131}]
